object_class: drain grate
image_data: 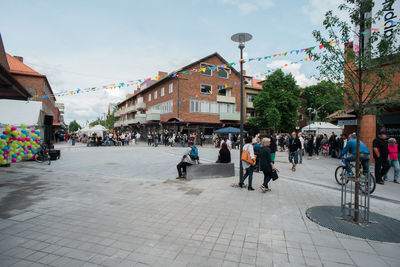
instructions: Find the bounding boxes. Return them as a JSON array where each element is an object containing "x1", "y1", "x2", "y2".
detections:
[{"x1": 306, "y1": 206, "x2": 400, "y2": 243}]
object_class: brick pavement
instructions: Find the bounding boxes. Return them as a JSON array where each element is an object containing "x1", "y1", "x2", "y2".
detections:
[{"x1": 0, "y1": 145, "x2": 399, "y2": 267}]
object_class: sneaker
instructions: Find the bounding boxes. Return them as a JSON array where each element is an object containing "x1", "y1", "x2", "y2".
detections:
[
  {"x1": 394, "y1": 180, "x2": 399, "y2": 184},
  {"x1": 377, "y1": 180, "x2": 385, "y2": 185}
]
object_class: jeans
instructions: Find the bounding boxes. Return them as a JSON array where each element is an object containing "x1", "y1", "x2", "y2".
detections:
[
  {"x1": 344, "y1": 154, "x2": 370, "y2": 174},
  {"x1": 383, "y1": 159, "x2": 399, "y2": 182},
  {"x1": 289, "y1": 151, "x2": 298, "y2": 164},
  {"x1": 154, "y1": 138, "x2": 158, "y2": 147},
  {"x1": 177, "y1": 162, "x2": 192, "y2": 177},
  {"x1": 375, "y1": 157, "x2": 390, "y2": 183},
  {"x1": 262, "y1": 170, "x2": 272, "y2": 188},
  {"x1": 299, "y1": 149, "x2": 303, "y2": 163},
  {"x1": 240, "y1": 165, "x2": 254, "y2": 187}
]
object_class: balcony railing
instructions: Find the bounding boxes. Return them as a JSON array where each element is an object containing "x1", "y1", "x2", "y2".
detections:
[
  {"x1": 217, "y1": 95, "x2": 236, "y2": 103},
  {"x1": 246, "y1": 101, "x2": 254, "y2": 109},
  {"x1": 126, "y1": 105, "x2": 136, "y2": 113},
  {"x1": 146, "y1": 113, "x2": 161, "y2": 121},
  {"x1": 136, "y1": 102, "x2": 146, "y2": 109},
  {"x1": 220, "y1": 112, "x2": 240, "y2": 121}
]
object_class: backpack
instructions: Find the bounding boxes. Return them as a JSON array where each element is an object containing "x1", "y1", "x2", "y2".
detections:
[{"x1": 190, "y1": 146, "x2": 199, "y2": 160}]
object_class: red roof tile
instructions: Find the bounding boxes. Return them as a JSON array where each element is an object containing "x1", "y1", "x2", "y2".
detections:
[{"x1": 6, "y1": 53, "x2": 43, "y2": 76}]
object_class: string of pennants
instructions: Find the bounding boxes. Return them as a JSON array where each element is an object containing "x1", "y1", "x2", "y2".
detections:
[
  {"x1": 28, "y1": 20, "x2": 399, "y2": 101},
  {"x1": 27, "y1": 42, "x2": 331, "y2": 101}
]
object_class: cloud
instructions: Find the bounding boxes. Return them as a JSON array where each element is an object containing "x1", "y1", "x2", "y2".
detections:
[
  {"x1": 302, "y1": 0, "x2": 347, "y2": 25},
  {"x1": 220, "y1": 0, "x2": 274, "y2": 14},
  {"x1": 265, "y1": 60, "x2": 318, "y2": 87}
]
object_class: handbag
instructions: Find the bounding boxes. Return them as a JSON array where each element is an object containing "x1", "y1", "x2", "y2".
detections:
[
  {"x1": 272, "y1": 169, "x2": 279, "y2": 181},
  {"x1": 241, "y1": 146, "x2": 256, "y2": 166}
]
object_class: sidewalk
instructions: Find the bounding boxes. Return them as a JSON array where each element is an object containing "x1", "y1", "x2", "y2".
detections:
[{"x1": 0, "y1": 146, "x2": 398, "y2": 267}]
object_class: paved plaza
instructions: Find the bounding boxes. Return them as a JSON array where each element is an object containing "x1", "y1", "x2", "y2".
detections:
[{"x1": 0, "y1": 144, "x2": 399, "y2": 267}]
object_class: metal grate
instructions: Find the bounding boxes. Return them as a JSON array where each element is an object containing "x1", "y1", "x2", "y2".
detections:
[{"x1": 306, "y1": 206, "x2": 400, "y2": 243}]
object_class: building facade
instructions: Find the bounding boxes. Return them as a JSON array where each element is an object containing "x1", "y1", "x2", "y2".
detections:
[{"x1": 115, "y1": 53, "x2": 246, "y2": 135}]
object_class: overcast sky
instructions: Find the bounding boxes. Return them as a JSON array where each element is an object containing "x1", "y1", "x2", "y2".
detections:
[{"x1": 1, "y1": 0, "x2": 344, "y2": 126}]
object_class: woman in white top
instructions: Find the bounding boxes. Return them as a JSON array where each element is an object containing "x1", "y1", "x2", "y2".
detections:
[{"x1": 239, "y1": 136, "x2": 256, "y2": 190}]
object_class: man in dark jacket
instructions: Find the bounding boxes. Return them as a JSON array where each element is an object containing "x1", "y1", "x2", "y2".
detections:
[
  {"x1": 259, "y1": 138, "x2": 277, "y2": 192},
  {"x1": 288, "y1": 132, "x2": 301, "y2": 172},
  {"x1": 373, "y1": 129, "x2": 390, "y2": 185}
]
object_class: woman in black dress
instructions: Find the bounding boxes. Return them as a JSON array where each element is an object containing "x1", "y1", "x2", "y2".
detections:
[{"x1": 259, "y1": 138, "x2": 276, "y2": 192}]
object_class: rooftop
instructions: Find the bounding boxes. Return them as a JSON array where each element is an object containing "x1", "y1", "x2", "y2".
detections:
[{"x1": 6, "y1": 54, "x2": 44, "y2": 77}]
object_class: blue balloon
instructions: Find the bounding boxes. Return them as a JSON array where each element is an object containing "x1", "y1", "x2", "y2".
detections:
[
  {"x1": 0, "y1": 134, "x2": 6, "y2": 139},
  {"x1": 23, "y1": 151, "x2": 27, "y2": 154},
  {"x1": 35, "y1": 130, "x2": 40, "y2": 136},
  {"x1": 12, "y1": 154, "x2": 17, "y2": 158}
]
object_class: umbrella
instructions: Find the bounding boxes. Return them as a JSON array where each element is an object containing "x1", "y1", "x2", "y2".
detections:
[{"x1": 213, "y1": 127, "x2": 248, "y2": 134}]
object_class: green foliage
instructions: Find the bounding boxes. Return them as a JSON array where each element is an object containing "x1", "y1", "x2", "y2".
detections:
[
  {"x1": 249, "y1": 69, "x2": 300, "y2": 132},
  {"x1": 308, "y1": 0, "x2": 400, "y2": 116},
  {"x1": 68, "y1": 120, "x2": 81, "y2": 132},
  {"x1": 301, "y1": 81, "x2": 344, "y2": 120}
]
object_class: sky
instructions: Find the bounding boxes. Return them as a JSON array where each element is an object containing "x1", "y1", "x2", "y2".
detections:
[{"x1": 1, "y1": 0, "x2": 345, "y2": 126}]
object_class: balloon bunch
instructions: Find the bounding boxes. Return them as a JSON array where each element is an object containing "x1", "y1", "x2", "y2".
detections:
[{"x1": 0, "y1": 124, "x2": 41, "y2": 165}]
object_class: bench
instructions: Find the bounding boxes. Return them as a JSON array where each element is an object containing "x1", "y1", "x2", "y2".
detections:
[{"x1": 186, "y1": 163, "x2": 235, "y2": 179}]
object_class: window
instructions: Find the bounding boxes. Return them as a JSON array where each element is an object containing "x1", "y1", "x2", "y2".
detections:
[
  {"x1": 148, "y1": 94, "x2": 151, "y2": 102},
  {"x1": 200, "y1": 84, "x2": 212, "y2": 94},
  {"x1": 137, "y1": 97, "x2": 143, "y2": 103},
  {"x1": 148, "y1": 100, "x2": 173, "y2": 114},
  {"x1": 161, "y1": 87, "x2": 165, "y2": 97},
  {"x1": 154, "y1": 90, "x2": 158, "y2": 100},
  {"x1": 200, "y1": 102, "x2": 209, "y2": 113},
  {"x1": 218, "y1": 87, "x2": 232, "y2": 96},
  {"x1": 246, "y1": 94, "x2": 255, "y2": 103},
  {"x1": 169, "y1": 83, "x2": 173, "y2": 94},
  {"x1": 218, "y1": 68, "x2": 229, "y2": 79},
  {"x1": 200, "y1": 63, "x2": 213, "y2": 76},
  {"x1": 210, "y1": 102, "x2": 219, "y2": 113},
  {"x1": 219, "y1": 103, "x2": 236, "y2": 113},
  {"x1": 190, "y1": 101, "x2": 200, "y2": 113}
]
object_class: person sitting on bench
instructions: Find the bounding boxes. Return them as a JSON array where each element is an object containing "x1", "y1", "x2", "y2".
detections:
[{"x1": 177, "y1": 141, "x2": 199, "y2": 179}]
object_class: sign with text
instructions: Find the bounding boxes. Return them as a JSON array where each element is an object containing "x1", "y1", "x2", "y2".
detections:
[{"x1": 338, "y1": 120, "x2": 358, "y2": 126}]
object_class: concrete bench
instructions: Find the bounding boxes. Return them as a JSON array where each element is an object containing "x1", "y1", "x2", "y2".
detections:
[{"x1": 187, "y1": 163, "x2": 235, "y2": 179}]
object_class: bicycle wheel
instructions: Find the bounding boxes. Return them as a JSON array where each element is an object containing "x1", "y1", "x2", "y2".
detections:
[
  {"x1": 35, "y1": 152, "x2": 44, "y2": 163},
  {"x1": 360, "y1": 173, "x2": 376, "y2": 194},
  {"x1": 335, "y1": 166, "x2": 349, "y2": 185}
]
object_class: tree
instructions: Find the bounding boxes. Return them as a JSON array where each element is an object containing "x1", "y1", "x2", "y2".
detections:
[
  {"x1": 248, "y1": 69, "x2": 301, "y2": 132},
  {"x1": 301, "y1": 80, "x2": 344, "y2": 121},
  {"x1": 89, "y1": 117, "x2": 105, "y2": 128},
  {"x1": 308, "y1": 0, "x2": 400, "y2": 222},
  {"x1": 68, "y1": 120, "x2": 81, "y2": 132}
]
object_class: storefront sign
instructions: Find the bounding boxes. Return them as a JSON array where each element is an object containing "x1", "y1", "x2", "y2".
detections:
[{"x1": 338, "y1": 120, "x2": 357, "y2": 126}]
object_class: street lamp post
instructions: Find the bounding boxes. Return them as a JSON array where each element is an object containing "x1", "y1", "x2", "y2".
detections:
[
  {"x1": 231, "y1": 32, "x2": 252, "y2": 181},
  {"x1": 307, "y1": 107, "x2": 313, "y2": 134}
]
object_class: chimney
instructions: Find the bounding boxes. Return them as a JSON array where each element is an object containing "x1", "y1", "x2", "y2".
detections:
[
  {"x1": 158, "y1": 71, "x2": 168, "y2": 78},
  {"x1": 14, "y1": 56, "x2": 23, "y2": 62}
]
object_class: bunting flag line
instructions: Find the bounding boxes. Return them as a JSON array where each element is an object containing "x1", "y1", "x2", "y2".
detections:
[{"x1": 28, "y1": 20, "x2": 400, "y2": 101}]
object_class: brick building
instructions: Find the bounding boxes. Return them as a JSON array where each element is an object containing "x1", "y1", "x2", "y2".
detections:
[
  {"x1": 115, "y1": 52, "x2": 246, "y2": 135},
  {"x1": 0, "y1": 34, "x2": 31, "y2": 100},
  {"x1": 328, "y1": 42, "x2": 400, "y2": 156}
]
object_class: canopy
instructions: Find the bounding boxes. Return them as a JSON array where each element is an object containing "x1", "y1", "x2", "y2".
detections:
[
  {"x1": 301, "y1": 122, "x2": 343, "y2": 136},
  {"x1": 214, "y1": 127, "x2": 248, "y2": 134},
  {"x1": 78, "y1": 126, "x2": 91, "y2": 134},
  {"x1": 0, "y1": 99, "x2": 43, "y2": 128},
  {"x1": 88, "y1": 124, "x2": 107, "y2": 138}
]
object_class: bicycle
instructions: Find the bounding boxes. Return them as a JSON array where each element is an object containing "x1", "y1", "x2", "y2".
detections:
[
  {"x1": 35, "y1": 143, "x2": 51, "y2": 165},
  {"x1": 335, "y1": 162, "x2": 376, "y2": 194}
]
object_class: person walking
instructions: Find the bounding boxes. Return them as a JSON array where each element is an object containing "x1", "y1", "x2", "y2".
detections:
[
  {"x1": 253, "y1": 136, "x2": 262, "y2": 172},
  {"x1": 238, "y1": 136, "x2": 256, "y2": 190},
  {"x1": 154, "y1": 132, "x2": 159, "y2": 147},
  {"x1": 288, "y1": 132, "x2": 301, "y2": 171},
  {"x1": 269, "y1": 134, "x2": 277, "y2": 164},
  {"x1": 373, "y1": 129, "x2": 390, "y2": 185},
  {"x1": 306, "y1": 134, "x2": 314, "y2": 159},
  {"x1": 298, "y1": 132, "x2": 304, "y2": 164},
  {"x1": 383, "y1": 138, "x2": 399, "y2": 183},
  {"x1": 259, "y1": 138, "x2": 277, "y2": 193},
  {"x1": 176, "y1": 141, "x2": 198, "y2": 179}
]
